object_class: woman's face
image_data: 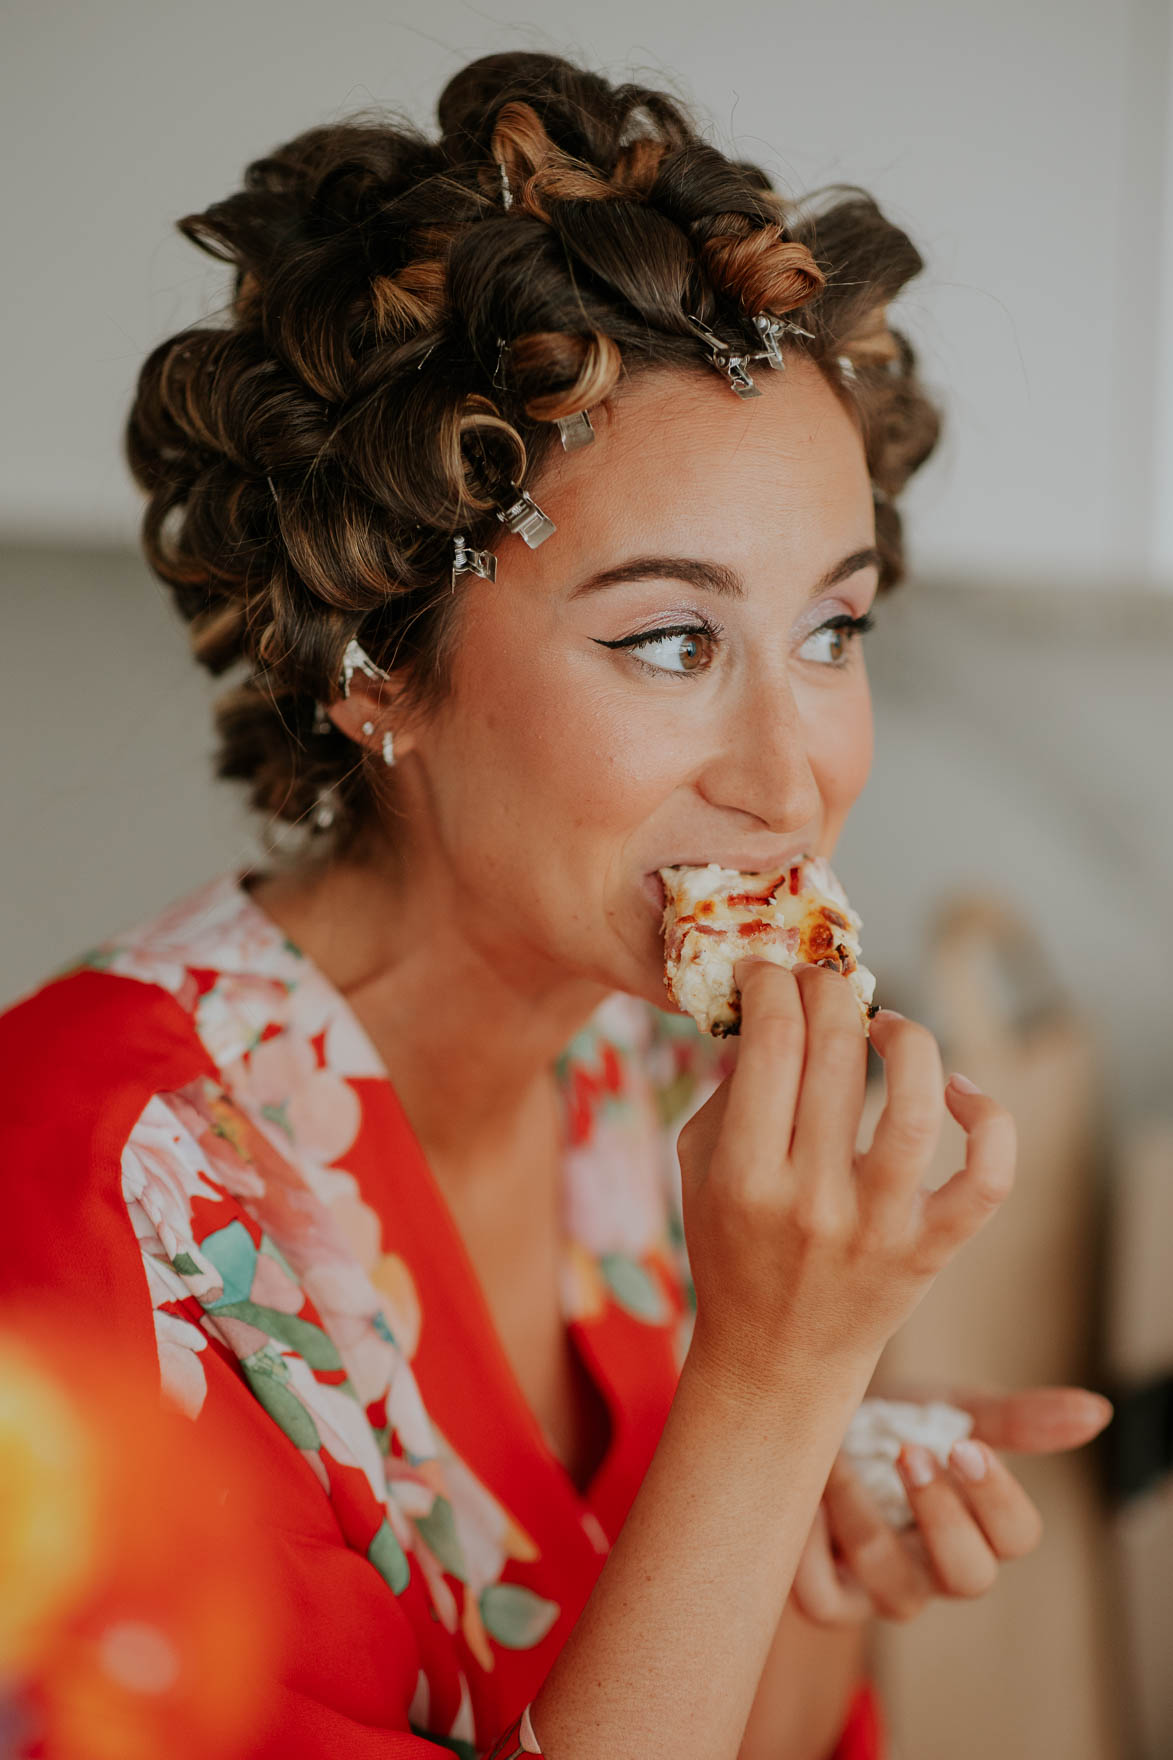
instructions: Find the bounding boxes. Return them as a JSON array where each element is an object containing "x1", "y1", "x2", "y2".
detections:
[{"x1": 389, "y1": 352, "x2": 878, "y2": 1010}]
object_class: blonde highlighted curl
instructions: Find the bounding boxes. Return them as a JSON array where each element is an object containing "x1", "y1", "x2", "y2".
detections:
[{"x1": 125, "y1": 50, "x2": 941, "y2": 859}]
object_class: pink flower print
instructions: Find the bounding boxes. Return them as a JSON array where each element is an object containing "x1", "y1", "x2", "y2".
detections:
[
  {"x1": 562, "y1": 1112, "x2": 666, "y2": 1259},
  {"x1": 250, "y1": 1246, "x2": 306, "y2": 1314},
  {"x1": 386, "y1": 1360, "x2": 439, "y2": 1464},
  {"x1": 155, "y1": 1309, "x2": 208, "y2": 1419},
  {"x1": 230, "y1": 1030, "x2": 361, "y2": 1165},
  {"x1": 370, "y1": 1253, "x2": 422, "y2": 1361},
  {"x1": 209, "y1": 1314, "x2": 273, "y2": 1360},
  {"x1": 329, "y1": 1191, "x2": 383, "y2": 1274},
  {"x1": 194, "y1": 974, "x2": 291, "y2": 1070},
  {"x1": 121, "y1": 1099, "x2": 228, "y2": 1297}
]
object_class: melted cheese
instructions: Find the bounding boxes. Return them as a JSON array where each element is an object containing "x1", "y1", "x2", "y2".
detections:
[{"x1": 659, "y1": 857, "x2": 877, "y2": 1035}]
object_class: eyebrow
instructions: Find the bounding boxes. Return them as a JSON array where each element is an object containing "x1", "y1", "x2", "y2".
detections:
[{"x1": 567, "y1": 546, "x2": 882, "y2": 603}]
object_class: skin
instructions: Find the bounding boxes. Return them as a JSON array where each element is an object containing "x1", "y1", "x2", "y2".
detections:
[{"x1": 249, "y1": 353, "x2": 1112, "y2": 1758}]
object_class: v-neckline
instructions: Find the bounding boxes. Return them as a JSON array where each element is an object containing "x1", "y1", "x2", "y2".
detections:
[{"x1": 229, "y1": 865, "x2": 622, "y2": 1514}]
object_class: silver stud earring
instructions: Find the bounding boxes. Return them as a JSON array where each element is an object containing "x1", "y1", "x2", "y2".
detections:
[
  {"x1": 381, "y1": 730, "x2": 396, "y2": 768},
  {"x1": 312, "y1": 786, "x2": 337, "y2": 831},
  {"x1": 361, "y1": 720, "x2": 375, "y2": 736}
]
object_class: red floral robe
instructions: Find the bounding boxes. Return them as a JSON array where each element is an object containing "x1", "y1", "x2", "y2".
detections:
[{"x1": 0, "y1": 869, "x2": 884, "y2": 1757}]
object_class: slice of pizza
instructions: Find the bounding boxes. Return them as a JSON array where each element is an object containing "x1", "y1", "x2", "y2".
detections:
[{"x1": 659, "y1": 855, "x2": 878, "y2": 1036}]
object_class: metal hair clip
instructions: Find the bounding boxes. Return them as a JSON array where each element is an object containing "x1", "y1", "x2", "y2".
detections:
[
  {"x1": 339, "y1": 636, "x2": 391, "y2": 700},
  {"x1": 498, "y1": 159, "x2": 513, "y2": 211},
  {"x1": 493, "y1": 336, "x2": 510, "y2": 392},
  {"x1": 496, "y1": 489, "x2": 556, "y2": 547},
  {"x1": 751, "y1": 313, "x2": 816, "y2": 370},
  {"x1": 554, "y1": 409, "x2": 595, "y2": 450},
  {"x1": 683, "y1": 314, "x2": 761, "y2": 399},
  {"x1": 452, "y1": 533, "x2": 497, "y2": 586}
]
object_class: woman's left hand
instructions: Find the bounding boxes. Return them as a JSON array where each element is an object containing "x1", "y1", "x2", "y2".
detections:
[{"x1": 791, "y1": 1384, "x2": 1113, "y2": 1625}]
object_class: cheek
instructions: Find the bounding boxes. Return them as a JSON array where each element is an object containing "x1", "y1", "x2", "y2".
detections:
[
  {"x1": 807, "y1": 673, "x2": 874, "y2": 833},
  {"x1": 432, "y1": 618, "x2": 678, "y2": 860}
]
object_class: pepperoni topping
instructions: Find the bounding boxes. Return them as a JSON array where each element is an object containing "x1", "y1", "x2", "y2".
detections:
[{"x1": 789, "y1": 867, "x2": 802, "y2": 895}]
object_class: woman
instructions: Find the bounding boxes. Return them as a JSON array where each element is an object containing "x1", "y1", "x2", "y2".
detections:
[{"x1": 0, "y1": 50, "x2": 1111, "y2": 1760}]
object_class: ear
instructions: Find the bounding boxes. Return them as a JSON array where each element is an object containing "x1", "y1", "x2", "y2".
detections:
[{"x1": 323, "y1": 676, "x2": 419, "y2": 763}]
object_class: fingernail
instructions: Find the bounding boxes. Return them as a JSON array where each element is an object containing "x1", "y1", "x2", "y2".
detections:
[
  {"x1": 947, "y1": 1072, "x2": 982, "y2": 1096},
  {"x1": 900, "y1": 1443, "x2": 935, "y2": 1488},
  {"x1": 871, "y1": 1008, "x2": 904, "y2": 1024},
  {"x1": 1082, "y1": 1393, "x2": 1114, "y2": 1426},
  {"x1": 950, "y1": 1439, "x2": 988, "y2": 1482}
]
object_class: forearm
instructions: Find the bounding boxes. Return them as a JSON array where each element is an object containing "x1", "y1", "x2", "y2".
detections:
[
  {"x1": 737, "y1": 1597, "x2": 869, "y2": 1760},
  {"x1": 530, "y1": 1348, "x2": 876, "y2": 1760}
]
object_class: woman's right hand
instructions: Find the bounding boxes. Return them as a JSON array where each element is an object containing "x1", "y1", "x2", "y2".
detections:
[{"x1": 676, "y1": 958, "x2": 1017, "y2": 1399}]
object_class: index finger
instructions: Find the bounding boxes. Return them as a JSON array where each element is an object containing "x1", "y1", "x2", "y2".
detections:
[
  {"x1": 951, "y1": 1386, "x2": 1114, "y2": 1453},
  {"x1": 719, "y1": 960, "x2": 806, "y2": 1174}
]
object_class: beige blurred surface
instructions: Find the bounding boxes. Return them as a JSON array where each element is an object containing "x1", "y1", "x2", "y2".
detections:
[{"x1": 865, "y1": 900, "x2": 1126, "y2": 1760}]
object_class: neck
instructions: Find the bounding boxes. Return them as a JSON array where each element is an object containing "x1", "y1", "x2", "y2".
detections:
[{"x1": 244, "y1": 839, "x2": 608, "y2": 1194}]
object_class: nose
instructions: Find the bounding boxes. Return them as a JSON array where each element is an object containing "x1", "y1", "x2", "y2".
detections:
[{"x1": 696, "y1": 666, "x2": 822, "y2": 835}]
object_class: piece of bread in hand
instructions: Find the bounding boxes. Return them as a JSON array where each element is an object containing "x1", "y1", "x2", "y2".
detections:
[{"x1": 659, "y1": 856, "x2": 878, "y2": 1036}]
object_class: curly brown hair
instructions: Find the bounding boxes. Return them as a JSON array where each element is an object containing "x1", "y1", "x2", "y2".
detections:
[{"x1": 125, "y1": 49, "x2": 941, "y2": 862}]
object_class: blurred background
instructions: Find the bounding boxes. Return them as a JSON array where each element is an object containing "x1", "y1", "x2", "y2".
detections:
[{"x1": 2, "y1": 3, "x2": 1171, "y2": 1756}]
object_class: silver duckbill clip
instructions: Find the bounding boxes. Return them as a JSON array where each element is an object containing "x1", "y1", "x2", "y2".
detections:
[
  {"x1": 751, "y1": 313, "x2": 816, "y2": 370},
  {"x1": 496, "y1": 488, "x2": 556, "y2": 547},
  {"x1": 684, "y1": 315, "x2": 761, "y2": 399},
  {"x1": 452, "y1": 533, "x2": 497, "y2": 587},
  {"x1": 554, "y1": 409, "x2": 595, "y2": 450}
]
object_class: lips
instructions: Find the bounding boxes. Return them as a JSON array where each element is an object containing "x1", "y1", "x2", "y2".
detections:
[{"x1": 654, "y1": 851, "x2": 814, "y2": 877}]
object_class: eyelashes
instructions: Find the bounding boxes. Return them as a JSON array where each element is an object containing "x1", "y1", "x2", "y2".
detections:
[{"x1": 592, "y1": 610, "x2": 875, "y2": 677}]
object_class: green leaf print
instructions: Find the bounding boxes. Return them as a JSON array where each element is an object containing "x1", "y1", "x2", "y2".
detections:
[
  {"x1": 479, "y1": 1583, "x2": 560, "y2": 1650},
  {"x1": 201, "y1": 1220, "x2": 259, "y2": 1306},
  {"x1": 413, "y1": 1496, "x2": 468, "y2": 1583},
  {"x1": 240, "y1": 1353, "x2": 321, "y2": 1450},
  {"x1": 367, "y1": 1518, "x2": 411, "y2": 1595},
  {"x1": 171, "y1": 1251, "x2": 201, "y2": 1275},
  {"x1": 213, "y1": 1301, "x2": 345, "y2": 1372},
  {"x1": 599, "y1": 1253, "x2": 667, "y2": 1324},
  {"x1": 260, "y1": 1100, "x2": 294, "y2": 1139}
]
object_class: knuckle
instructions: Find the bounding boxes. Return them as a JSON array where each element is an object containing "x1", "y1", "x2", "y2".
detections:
[
  {"x1": 884, "y1": 1102, "x2": 942, "y2": 1156},
  {"x1": 973, "y1": 1159, "x2": 1017, "y2": 1210},
  {"x1": 882, "y1": 1590, "x2": 928, "y2": 1625},
  {"x1": 791, "y1": 1188, "x2": 850, "y2": 1242},
  {"x1": 747, "y1": 1009, "x2": 805, "y2": 1056},
  {"x1": 817, "y1": 1022, "x2": 867, "y2": 1061},
  {"x1": 944, "y1": 1557, "x2": 999, "y2": 1600},
  {"x1": 846, "y1": 1529, "x2": 895, "y2": 1580}
]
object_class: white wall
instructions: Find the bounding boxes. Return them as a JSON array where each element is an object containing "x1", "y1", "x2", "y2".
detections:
[{"x1": 2, "y1": 0, "x2": 1171, "y2": 586}]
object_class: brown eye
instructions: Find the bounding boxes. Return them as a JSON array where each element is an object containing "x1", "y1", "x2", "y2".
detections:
[{"x1": 624, "y1": 627, "x2": 715, "y2": 674}]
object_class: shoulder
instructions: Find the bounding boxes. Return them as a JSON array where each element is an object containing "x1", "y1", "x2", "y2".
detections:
[{"x1": 0, "y1": 883, "x2": 245, "y2": 1346}]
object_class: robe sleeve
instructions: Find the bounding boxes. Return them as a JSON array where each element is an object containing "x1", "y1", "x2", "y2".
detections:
[{"x1": 0, "y1": 969, "x2": 533, "y2": 1757}]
